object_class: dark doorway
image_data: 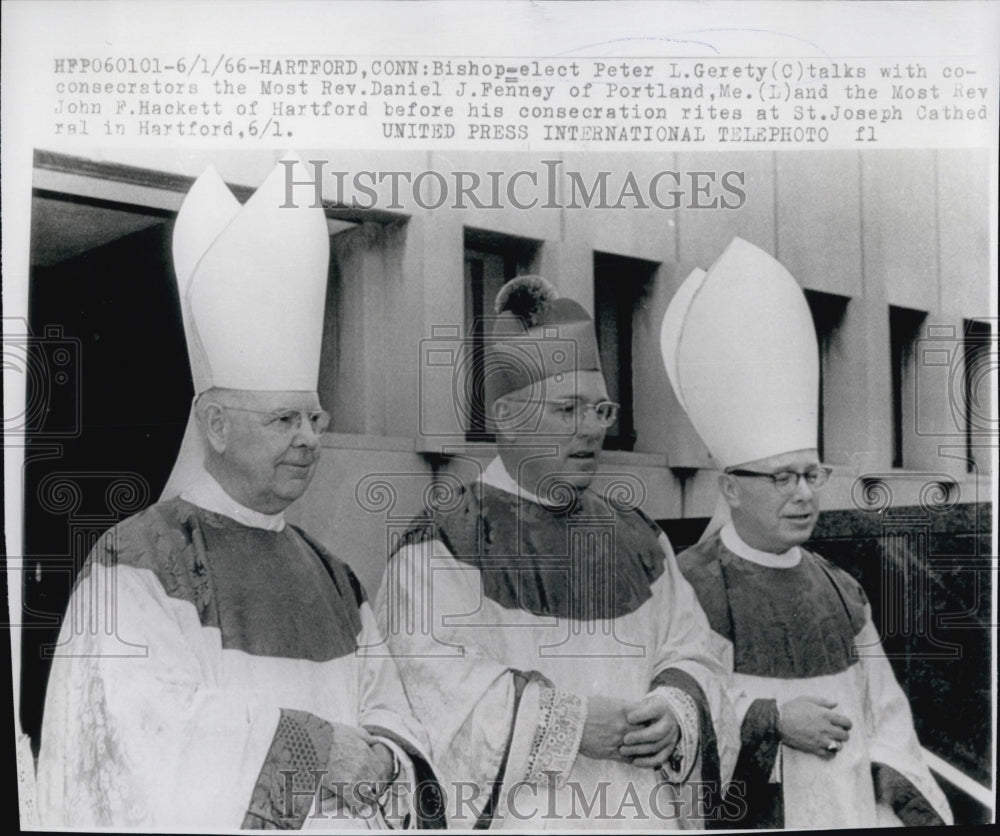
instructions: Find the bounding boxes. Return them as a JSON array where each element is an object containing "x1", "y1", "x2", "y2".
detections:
[{"x1": 20, "y1": 200, "x2": 190, "y2": 752}]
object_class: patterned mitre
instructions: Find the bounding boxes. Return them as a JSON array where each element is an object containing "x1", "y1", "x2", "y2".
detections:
[{"x1": 161, "y1": 155, "x2": 330, "y2": 499}]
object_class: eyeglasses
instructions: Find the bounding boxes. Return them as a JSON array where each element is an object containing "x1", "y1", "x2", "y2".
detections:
[
  {"x1": 506, "y1": 399, "x2": 621, "y2": 428},
  {"x1": 221, "y1": 406, "x2": 331, "y2": 436},
  {"x1": 727, "y1": 466, "x2": 833, "y2": 494}
]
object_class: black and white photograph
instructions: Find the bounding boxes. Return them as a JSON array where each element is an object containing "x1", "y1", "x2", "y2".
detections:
[{"x1": 3, "y1": 1, "x2": 997, "y2": 831}]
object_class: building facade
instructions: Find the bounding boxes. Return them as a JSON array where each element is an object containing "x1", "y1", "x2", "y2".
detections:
[{"x1": 19, "y1": 147, "x2": 994, "y2": 818}]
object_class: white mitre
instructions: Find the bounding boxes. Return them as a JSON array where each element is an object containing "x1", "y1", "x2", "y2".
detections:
[
  {"x1": 161, "y1": 155, "x2": 330, "y2": 499},
  {"x1": 660, "y1": 237, "x2": 819, "y2": 468},
  {"x1": 660, "y1": 238, "x2": 819, "y2": 539}
]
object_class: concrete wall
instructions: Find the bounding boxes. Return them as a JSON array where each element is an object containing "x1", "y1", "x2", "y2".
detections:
[
  {"x1": 271, "y1": 148, "x2": 992, "y2": 591},
  {"x1": 32, "y1": 146, "x2": 995, "y2": 595}
]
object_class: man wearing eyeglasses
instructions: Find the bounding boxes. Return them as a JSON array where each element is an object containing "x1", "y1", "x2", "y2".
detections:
[
  {"x1": 661, "y1": 238, "x2": 951, "y2": 829},
  {"x1": 36, "y1": 159, "x2": 443, "y2": 830},
  {"x1": 378, "y1": 276, "x2": 735, "y2": 828},
  {"x1": 718, "y1": 459, "x2": 833, "y2": 562}
]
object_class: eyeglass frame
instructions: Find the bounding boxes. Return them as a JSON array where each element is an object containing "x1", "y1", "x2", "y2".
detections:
[
  {"x1": 217, "y1": 405, "x2": 331, "y2": 436},
  {"x1": 501, "y1": 398, "x2": 621, "y2": 428},
  {"x1": 726, "y1": 465, "x2": 833, "y2": 494}
]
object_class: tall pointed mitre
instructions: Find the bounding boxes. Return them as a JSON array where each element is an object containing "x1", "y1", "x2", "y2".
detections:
[
  {"x1": 161, "y1": 155, "x2": 330, "y2": 499},
  {"x1": 660, "y1": 237, "x2": 819, "y2": 469}
]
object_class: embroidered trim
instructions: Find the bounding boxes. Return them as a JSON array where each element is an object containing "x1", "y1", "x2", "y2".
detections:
[
  {"x1": 242, "y1": 710, "x2": 333, "y2": 829},
  {"x1": 524, "y1": 688, "x2": 587, "y2": 787},
  {"x1": 657, "y1": 686, "x2": 700, "y2": 784},
  {"x1": 739, "y1": 698, "x2": 782, "y2": 785}
]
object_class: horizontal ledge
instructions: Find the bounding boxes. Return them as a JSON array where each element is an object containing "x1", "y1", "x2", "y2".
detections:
[
  {"x1": 318, "y1": 437, "x2": 989, "y2": 487},
  {"x1": 33, "y1": 149, "x2": 408, "y2": 225},
  {"x1": 413, "y1": 439, "x2": 668, "y2": 468},
  {"x1": 320, "y1": 433, "x2": 416, "y2": 453}
]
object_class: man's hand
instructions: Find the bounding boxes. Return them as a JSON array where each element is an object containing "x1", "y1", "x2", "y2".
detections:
[
  {"x1": 777, "y1": 696, "x2": 852, "y2": 759},
  {"x1": 579, "y1": 696, "x2": 639, "y2": 762},
  {"x1": 323, "y1": 725, "x2": 394, "y2": 813},
  {"x1": 618, "y1": 693, "x2": 681, "y2": 769},
  {"x1": 369, "y1": 741, "x2": 398, "y2": 786}
]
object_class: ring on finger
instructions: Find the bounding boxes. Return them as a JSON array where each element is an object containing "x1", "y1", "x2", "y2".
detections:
[{"x1": 827, "y1": 741, "x2": 841, "y2": 752}]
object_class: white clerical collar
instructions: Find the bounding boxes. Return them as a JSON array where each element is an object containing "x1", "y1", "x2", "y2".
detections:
[
  {"x1": 720, "y1": 522, "x2": 801, "y2": 568},
  {"x1": 482, "y1": 456, "x2": 546, "y2": 506},
  {"x1": 180, "y1": 471, "x2": 286, "y2": 531}
]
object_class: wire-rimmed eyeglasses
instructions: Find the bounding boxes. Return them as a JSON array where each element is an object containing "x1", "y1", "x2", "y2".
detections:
[
  {"x1": 727, "y1": 466, "x2": 833, "y2": 494},
  {"x1": 220, "y1": 406, "x2": 331, "y2": 436},
  {"x1": 505, "y1": 399, "x2": 621, "y2": 428}
]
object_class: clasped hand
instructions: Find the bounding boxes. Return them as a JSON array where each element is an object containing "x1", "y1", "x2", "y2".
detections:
[
  {"x1": 580, "y1": 694, "x2": 681, "y2": 769},
  {"x1": 321, "y1": 724, "x2": 398, "y2": 814},
  {"x1": 777, "y1": 696, "x2": 852, "y2": 759}
]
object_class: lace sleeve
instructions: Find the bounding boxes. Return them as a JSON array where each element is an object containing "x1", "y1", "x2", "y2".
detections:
[{"x1": 523, "y1": 688, "x2": 588, "y2": 788}]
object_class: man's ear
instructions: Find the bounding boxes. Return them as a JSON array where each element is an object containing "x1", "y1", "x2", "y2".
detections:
[
  {"x1": 719, "y1": 472, "x2": 741, "y2": 509},
  {"x1": 200, "y1": 403, "x2": 229, "y2": 454}
]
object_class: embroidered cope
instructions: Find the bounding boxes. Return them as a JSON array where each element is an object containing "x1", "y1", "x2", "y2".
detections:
[
  {"x1": 377, "y1": 457, "x2": 737, "y2": 829},
  {"x1": 36, "y1": 494, "x2": 443, "y2": 830},
  {"x1": 678, "y1": 527, "x2": 952, "y2": 829}
]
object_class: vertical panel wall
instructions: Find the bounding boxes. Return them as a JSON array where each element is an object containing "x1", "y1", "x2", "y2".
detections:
[{"x1": 29, "y1": 149, "x2": 990, "y2": 589}]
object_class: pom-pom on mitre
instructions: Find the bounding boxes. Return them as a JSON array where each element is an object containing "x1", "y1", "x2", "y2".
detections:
[
  {"x1": 493, "y1": 275, "x2": 559, "y2": 326},
  {"x1": 484, "y1": 275, "x2": 600, "y2": 406}
]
